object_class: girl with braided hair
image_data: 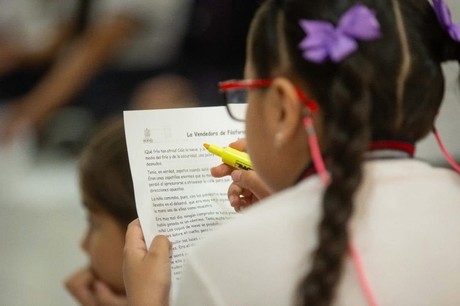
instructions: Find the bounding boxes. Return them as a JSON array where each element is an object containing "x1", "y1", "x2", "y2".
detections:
[{"x1": 123, "y1": 0, "x2": 460, "y2": 305}]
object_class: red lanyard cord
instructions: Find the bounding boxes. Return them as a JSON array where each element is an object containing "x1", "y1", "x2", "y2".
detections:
[{"x1": 433, "y1": 126, "x2": 460, "y2": 173}]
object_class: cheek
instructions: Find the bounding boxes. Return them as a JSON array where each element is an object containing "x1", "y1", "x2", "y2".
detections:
[
  {"x1": 87, "y1": 228, "x2": 125, "y2": 292},
  {"x1": 245, "y1": 96, "x2": 264, "y2": 160},
  {"x1": 245, "y1": 97, "x2": 274, "y2": 185}
]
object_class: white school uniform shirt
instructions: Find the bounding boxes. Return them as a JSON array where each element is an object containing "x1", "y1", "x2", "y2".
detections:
[{"x1": 175, "y1": 159, "x2": 460, "y2": 306}]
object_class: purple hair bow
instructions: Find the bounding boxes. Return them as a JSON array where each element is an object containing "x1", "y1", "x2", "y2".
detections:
[
  {"x1": 298, "y1": 3, "x2": 381, "y2": 63},
  {"x1": 433, "y1": 0, "x2": 460, "y2": 42}
]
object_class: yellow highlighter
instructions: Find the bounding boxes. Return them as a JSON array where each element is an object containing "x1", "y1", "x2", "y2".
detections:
[{"x1": 203, "y1": 143, "x2": 253, "y2": 170}]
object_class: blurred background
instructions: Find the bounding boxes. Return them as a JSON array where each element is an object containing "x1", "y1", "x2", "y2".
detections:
[
  {"x1": 0, "y1": 0, "x2": 459, "y2": 305},
  {"x1": 0, "y1": 0, "x2": 257, "y2": 304}
]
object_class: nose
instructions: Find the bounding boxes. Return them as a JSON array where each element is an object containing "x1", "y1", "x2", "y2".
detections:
[{"x1": 80, "y1": 229, "x2": 90, "y2": 253}]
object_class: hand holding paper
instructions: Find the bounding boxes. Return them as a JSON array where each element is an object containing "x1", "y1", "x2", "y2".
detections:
[{"x1": 123, "y1": 106, "x2": 245, "y2": 295}]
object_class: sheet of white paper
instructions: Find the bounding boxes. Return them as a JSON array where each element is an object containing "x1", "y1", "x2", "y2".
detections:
[{"x1": 124, "y1": 106, "x2": 245, "y2": 291}]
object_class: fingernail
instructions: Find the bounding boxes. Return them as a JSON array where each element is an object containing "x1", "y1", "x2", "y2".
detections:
[
  {"x1": 229, "y1": 194, "x2": 238, "y2": 204},
  {"x1": 231, "y1": 170, "x2": 242, "y2": 182}
]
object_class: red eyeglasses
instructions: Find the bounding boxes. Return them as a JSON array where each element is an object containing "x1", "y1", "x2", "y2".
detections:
[{"x1": 219, "y1": 79, "x2": 318, "y2": 121}]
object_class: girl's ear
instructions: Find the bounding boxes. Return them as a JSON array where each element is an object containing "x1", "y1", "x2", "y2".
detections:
[{"x1": 269, "y1": 77, "x2": 304, "y2": 147}]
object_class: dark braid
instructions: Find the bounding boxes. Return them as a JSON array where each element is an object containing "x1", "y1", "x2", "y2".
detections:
[
  {"x1": 280, "y1": 1, "x2": 374, "y2": 302},
  {"x1": 249, "y1": 1, "x2": 372, "y2": 304},
  {"x1": 298, "y1": 60, "x2": 371, "y2": 305}
]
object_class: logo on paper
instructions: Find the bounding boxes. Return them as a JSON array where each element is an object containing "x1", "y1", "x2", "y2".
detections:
[{"x1": 144, "y1": 128, "x2": 153, "y2": 143}]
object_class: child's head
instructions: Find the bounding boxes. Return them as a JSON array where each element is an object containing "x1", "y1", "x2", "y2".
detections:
[
  {"x1": 78, "y1": 117, "x2": 136, "y2": 293},
  {"x1": 247, "y1": 0, "x2": 455, "y2": 150},
  {"x1": 244, "y1": 0, "x2": 459, "y2": 304}
]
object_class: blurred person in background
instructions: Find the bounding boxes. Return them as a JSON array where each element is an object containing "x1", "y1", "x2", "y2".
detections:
[
  {"x1": 65, "y1": 84, "x2": 198, "y2": 304},
  {"x1": 0, "y1": 0, "x2": 192, "y2": 145},
  {"x1": 130, "y1": 74, "x2": 199, "y2": 111},
  {"x1": 173, "y1": 0, "x2": 260, "y2": 106},
  {"x1": 0, "y1": 0, "x2": 74, "y2": 99}
]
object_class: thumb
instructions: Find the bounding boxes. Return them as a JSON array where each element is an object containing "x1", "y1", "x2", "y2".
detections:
[
  {"x1": 148, "y1": 235, "x2": 172, "y2": 256},
  {"x1": 231, "y1": 170, "x2": 271, "y2": 200},
  {"x1": 146, "y1": 235, "x2": 172, "y2": 280}
]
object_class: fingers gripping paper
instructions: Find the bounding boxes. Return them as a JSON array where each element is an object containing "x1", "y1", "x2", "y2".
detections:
[{"x1": 123, "y1": 106, "x2": 244, "y2": 292}]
